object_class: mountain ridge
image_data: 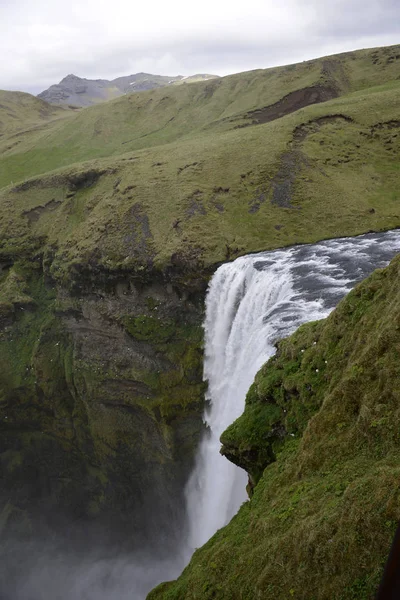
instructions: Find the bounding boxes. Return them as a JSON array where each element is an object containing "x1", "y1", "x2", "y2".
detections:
[{"x1": 37, "y1": 71, "x2": 220, "y2": 107}]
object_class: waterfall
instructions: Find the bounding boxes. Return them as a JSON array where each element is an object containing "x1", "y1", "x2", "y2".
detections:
[{"x1": 185, "y1": 229, "x2": 400, "y2": 554}]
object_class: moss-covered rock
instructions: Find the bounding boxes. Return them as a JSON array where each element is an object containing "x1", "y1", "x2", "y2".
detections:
[
  {"x1": 148, "y1": 253, "x2": 400, "y2": 600},
  {"x1": 0, "y1": 258, "x2": 206, "y2": 555}
]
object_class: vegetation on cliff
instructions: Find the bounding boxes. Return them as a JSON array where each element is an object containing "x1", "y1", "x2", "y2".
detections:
[{"x1": 148, "y1": 253, "x2": 400, "y2": 599}]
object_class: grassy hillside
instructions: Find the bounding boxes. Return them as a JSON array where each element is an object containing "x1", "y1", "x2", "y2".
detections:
[
  {"x1": 148, "y1": 251, "x2": 400, "y2": 600},
  {"x1": 0, "y1": 90, "x2": 75, "y2": 184},
  {"x1": 0, "y1": 90, "x2": 71, "y2": 137},
  {"x1": 0, "y1": 46, "x2": 399, "y2": 284},
  {"x1": 1, "y1": 44, "x2": 399, "y2": 189},
  {"x1": 0, "y1": 72, "x2": 399, "y2": 282}
]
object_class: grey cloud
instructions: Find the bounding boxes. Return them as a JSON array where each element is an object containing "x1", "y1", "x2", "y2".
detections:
[
  {"x1": 306, "y1": 0, "x2": 400, "y2": 38},
  {"x1": 1, "y1": 0, "x2": 399, "y2": 93}
]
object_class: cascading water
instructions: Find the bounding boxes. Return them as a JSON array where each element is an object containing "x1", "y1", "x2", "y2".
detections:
[{"x1": 185, "y1": 229, "x2": 400, "y2": 555}]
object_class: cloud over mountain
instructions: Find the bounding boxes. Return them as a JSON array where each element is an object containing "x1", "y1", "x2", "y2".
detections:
[{"x1": 0, "y1": 0, "x2": 399, "y2": 93}]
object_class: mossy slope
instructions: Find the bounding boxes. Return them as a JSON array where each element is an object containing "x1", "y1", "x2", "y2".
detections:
[
  {"x1": 0, "y1": 47, "x2": 399, "y2": 283},
  {"x1": 0, "y1": 89, "x2": 71, "y2": 131},
  {"x1": 148, "y1": 253, "x2": 400, "y2": 599}
]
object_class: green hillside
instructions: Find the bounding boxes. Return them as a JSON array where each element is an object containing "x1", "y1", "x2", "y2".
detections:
[
  {"x1": 0, "y1": 90, "x2": 71, "y2": 138},
  {"x1": 0, "y1": 44, "x2": 399, "y2": 284},
  {"x1": 149, "y1": 250, "x2": 400, "y2": 600},
  {"x1": 1, "y1": 44, "x2": 400, "y2": 189}
]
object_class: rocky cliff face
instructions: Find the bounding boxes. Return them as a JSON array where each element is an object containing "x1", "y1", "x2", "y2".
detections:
[{"x1": 0, "y1": 256, "x2": 206, "y2": 562}]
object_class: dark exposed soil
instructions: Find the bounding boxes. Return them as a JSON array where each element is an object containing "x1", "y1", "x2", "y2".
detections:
[
  {"x1": 68, "y1": 169, "x2": 106, "y2": 191},
  {"x1": 293, "y1": 114, "x2": 355, "y2": 143},
  {"x1": 23, "y1": 199, "x2": 62, "y2": 224},
  {"x1": 122, "y1": 203, "x2": 154, "y2": 262},
  {"x1": 211, "y1": 200, "x2": 224, "y2": 213},
  {"x1": 270, "y1": 150, "x2": 305, "y2": 209},
  {"x1": 12, "y1": 168, "x2": 111, "y2": 194},
  {"x1": 177, "y1": 162, "x2": 199, "y2": 175},
  {"x1": 249, "y1": 189, "x2": 267, "y2": 213},
  {"x1": 242, "y1": 85, "x2": 338, "y2": 127},
  {"x1": 185, "y1": 190, "x2": 207, "y2": 218},
  {"x1": 368, "y1": 120, "x2": 400, "y2": 136},
  {"x1": 231, "y1": 57, "x2": 348, "y2": 132}
]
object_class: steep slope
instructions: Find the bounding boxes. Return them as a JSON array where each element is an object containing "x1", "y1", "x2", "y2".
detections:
[
  {"x1": 0, "y1": 252, "x2": 207, "y2": 573},
  {"x1": 148, "y1": 251, "x2": 400, "y2": 600},
  {"x1": 38, "y1": 72, "x2": 219, "y2": 107}
]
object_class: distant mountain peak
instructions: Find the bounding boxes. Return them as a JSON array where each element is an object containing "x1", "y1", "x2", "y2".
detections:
[
  {"x1": 60, "y1": 74, "x2": 81, "y2": 82},
  {"x1": 37, "y1": 71, "x2": 220, "y2": 107}
]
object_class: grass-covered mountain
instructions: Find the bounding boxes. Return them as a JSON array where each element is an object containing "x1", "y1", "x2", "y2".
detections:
[
  {"x1": 0, "y1": 43, "x2": 399, "y2": 591},
  {"x1": 37, "y1": 72, "x2": 219, "y2": 107},
  {"x1": 149, "y1": 251, "x2": 400, "y2": 600},
  {"x1": 0, "y1": 43, "x2": 399, "y2": 281}
]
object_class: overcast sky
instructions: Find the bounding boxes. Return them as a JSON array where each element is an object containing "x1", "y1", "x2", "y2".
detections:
[{"x1": 1, "y1": 0, "x2": 399, "y2": 94}]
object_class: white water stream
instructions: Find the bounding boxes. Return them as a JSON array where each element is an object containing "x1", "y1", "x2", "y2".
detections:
[{"x1": 185, "y1": 230, "x2": 400, "y2": 554}]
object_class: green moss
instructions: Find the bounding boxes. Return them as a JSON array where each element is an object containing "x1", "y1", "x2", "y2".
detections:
[
  {"x1": 0, "y1": 266, "x2": 34, "y2": 308},
  {"x1": 123, "y1": 315, "x2": 176, "y2": 343},
  {"x1": 154, "y1": 324, "x2": 205, "y2": 415},
  {"x1": 221, "y1": 403, "x2": 283, "y2": 484},
  {"x1": 0, "y1": 266, "x2": 57, "y2": 398}
]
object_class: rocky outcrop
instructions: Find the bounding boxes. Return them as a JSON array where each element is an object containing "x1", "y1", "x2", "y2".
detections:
[
  {"x1": 37, "y1": 73, "x2": 220, "y2": 107},
  {"x1": 37, "y1": 73, "x2": 179, "y2": 107}
]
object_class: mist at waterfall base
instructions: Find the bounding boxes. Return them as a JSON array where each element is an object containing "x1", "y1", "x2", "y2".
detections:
[
  {"x1": 1, "y1": 541, "x2": 185, "y2": 600},
  {"x1": 2, "y1": 231, "x2": 400, "y2": 600}
]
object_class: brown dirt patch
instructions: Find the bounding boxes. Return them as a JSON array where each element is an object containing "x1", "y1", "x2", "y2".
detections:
[
  {"x1": 12, "y1": 168, "x2": 110, "y2": 194},
  {"x1": 121, "y1": 203, "x2": 154, "y2": 263},
  {"x1": 242, "y1": 85, "x2": 338, "y2": 127},
  {"x1": 23, "y1": 199, "x2": 62, "y2": 224},
  {"x1": 185, "y1": 190, "x2": 207, "y2": 218}
]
